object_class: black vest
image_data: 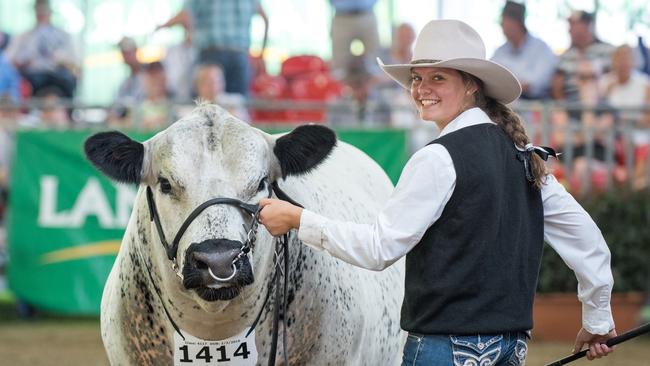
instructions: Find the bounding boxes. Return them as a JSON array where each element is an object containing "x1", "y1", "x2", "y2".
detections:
[{"x1": 401, "y1": 124, "x2": 544, "y2": 335}]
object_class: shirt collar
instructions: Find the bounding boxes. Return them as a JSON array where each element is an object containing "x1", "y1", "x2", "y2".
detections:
[{"x1": 438, "y1": 107, "x2": 495, "y2": 138}]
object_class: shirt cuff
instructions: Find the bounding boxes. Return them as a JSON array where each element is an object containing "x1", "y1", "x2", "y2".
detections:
[
  {"x1": 297, "y1": 209, "x2": 326, "y2": 251},
  {"x1": 582, "y1": 303, "x2": 615, "y2": 335}
]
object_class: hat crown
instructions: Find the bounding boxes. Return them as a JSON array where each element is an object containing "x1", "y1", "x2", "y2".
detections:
[{"x1": 412, "y1": 20, "x2": 486, "y2": 63}]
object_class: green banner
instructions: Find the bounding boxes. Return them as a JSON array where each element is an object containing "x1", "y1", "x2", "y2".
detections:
[{"x1": 7, "y1": 128, "x2": 407, "y2": 315}]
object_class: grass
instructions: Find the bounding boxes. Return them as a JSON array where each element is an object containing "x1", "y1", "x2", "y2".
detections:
[{"x1": 1, "y1": 301, "x2": 648, "y2": 365}]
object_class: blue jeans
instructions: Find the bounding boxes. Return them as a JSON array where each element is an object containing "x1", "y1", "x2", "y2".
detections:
[
  {"x1": 402, "y1": 332, "x2": 528, "y2": 366},
  {"x1": 198, "y1": 47, "x2": 250, "y2": 97}
]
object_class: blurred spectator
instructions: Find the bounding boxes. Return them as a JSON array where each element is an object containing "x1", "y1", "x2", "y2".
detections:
[
  {"x1": 157, "y1": 0, "x2": 269, "y2": 97},
  {"x1": 163, "y1": 26, "x2": 196, "y2": 103},
  {"x1": 0, "y1": 31, "x2": 10, "y2": 52},
  {"x1": 31, "y1": 87, "x2": 70, "y2": 128},
  {"x1": 108, "y1": 37, "x2": 145, "y2": 128},
  {"x1": 178, "y1": 63, "x2": 248, "y2": 120},
  {"x1": 0, "y1": 51, "x2": 20, "y2": 103},
  {"x1": 491, "y1": 1, "x2": 557, "y2": 99},
  {"x1": 4, "y1": 0, "x2": 78, "y2": 99},
  {"x1": 639, "y1": 36, "x2": 650, "y2": 76},
  {"x1": 132, "y1": 61, "x2": 174, "y2": 131},
  {"x1": 551, "y1": 10, "x2": 614, "y2": 102},
  {"x1": 601, "y1": 45, "x2": 650, "y2": 189},
  {"x1": 551, "y1": 58, "x2": 618, "y2": 193},
  {"x1": 373, "y1": 23, "x2": 424, "y2": 132},
  {"x1": 329, "y1": 0, "x2": 380, "y2": 81}
]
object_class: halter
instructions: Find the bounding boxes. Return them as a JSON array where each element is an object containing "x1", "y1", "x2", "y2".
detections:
[
  {"x1": 144, "y1": 179, "x2": 299, "y2": 366},
  {"x1": 145, "y1": 180, "x2": 272, "y2": 280}
]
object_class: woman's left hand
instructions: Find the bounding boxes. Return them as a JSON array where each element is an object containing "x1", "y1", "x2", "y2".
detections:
[{"x1": 258, "y1": 198, "x2": 303, "y2": 236}]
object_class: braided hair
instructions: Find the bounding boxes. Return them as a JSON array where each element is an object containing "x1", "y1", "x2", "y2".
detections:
[{"x1": 460, "y1": 71, "x2": 547, "y2": 189}]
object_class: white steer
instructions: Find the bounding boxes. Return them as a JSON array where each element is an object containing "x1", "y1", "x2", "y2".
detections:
[{"x1": 84, "y1": 104, "x2": 405, "y2": 365}]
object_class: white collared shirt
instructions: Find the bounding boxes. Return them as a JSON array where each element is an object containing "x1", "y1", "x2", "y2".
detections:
[{"x1": 298, "y1": 107, "x2": 614, "y2": 335}]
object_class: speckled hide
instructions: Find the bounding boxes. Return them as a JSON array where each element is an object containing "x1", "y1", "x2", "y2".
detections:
[{"x1": 94, "y1": 105, "x2": 405, "y2": 365}]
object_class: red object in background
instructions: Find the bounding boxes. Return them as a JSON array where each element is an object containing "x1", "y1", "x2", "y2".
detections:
[
  {"x1": 19, "y1": 78, "x2": 32, "y2": 100},
  {"x1": 280, "y1": 55, "x2": 328, "y2": 82},
  {"x1": 285, "y1": 72, "x2": 343, "y2": 122},
  {"x1": 250, "y1": 55, "x2": 342, "y2": 123},
  {"x1": 250, "y1": 73, "x2": 288, "y2": 122}
]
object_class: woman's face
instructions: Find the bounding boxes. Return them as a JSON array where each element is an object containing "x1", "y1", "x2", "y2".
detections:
[{"x1": 410, "y1": 67, "x2": 473, "y2": 128}]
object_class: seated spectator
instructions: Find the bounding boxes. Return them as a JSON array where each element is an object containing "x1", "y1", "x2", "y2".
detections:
[
  {"x1": 189, "y1": 63, "x2": 248, "y2": 120},
  {"x1": 551, "y1": 58, "x2": 618, "y2": 193},
  {"x1": 0, "y1": 52, "x2": 20, "y2": 103},
  {"x1": 491, "y1": 1, "x2": 557, "y2": 99},
  {"x1": 0, "y1": 31, "x2": 9, "y2": 51},
  {"x1": 551, "y1": 10, "x2": 614, "y2": 103},
  {"x1": 162, "y1": 26, "x2": 196, "y2": 104},
  {"x1": 132, "y1": 61, "x2": 173, "y2": 131},
  {"x1": 601, "y1": 45, "x2": 650, "y2": 189},
  {"x1": 4, "y1": 0, "x2": 78, "y2": 99},
  {"x1": 108, "y1": 37, "x2": 145, "y2": 128}
]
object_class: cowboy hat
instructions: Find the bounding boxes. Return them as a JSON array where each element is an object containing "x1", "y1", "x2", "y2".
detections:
[{"x1": 378, "y1": 19, "x2": 521, "y2": 104}]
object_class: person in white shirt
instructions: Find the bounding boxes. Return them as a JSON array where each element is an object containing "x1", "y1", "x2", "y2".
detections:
[
  {"x1": 259, "y1": 20, "x2": 616, "y2": 365},
  {"x1": 5, "y1": 0, "x2": 78, "y2": 99}
]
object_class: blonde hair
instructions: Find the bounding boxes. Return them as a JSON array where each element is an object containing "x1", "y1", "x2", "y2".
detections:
[{"x1": 460, "y1": 71, "x2": 546, "y2": 189}]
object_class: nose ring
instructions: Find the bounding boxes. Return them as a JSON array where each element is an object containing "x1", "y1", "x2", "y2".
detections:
[{"x1": 208, "y1": 264, "x2": 237, "y2": 282}]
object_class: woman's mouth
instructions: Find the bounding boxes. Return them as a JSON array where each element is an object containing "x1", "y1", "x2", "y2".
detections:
[{"x1": 420, "y1": 99, "x2": 440, "y2": 107}]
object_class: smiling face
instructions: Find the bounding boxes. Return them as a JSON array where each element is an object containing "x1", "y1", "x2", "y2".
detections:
[{"x1": 409, "y1": 67, "x2": 477, "y2": 129}]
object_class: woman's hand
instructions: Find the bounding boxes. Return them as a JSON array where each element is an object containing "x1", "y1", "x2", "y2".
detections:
[
  {"x1": 258, "y1": 198, "x2": 303, "y2": 236},
  {"x1": 573, "y1": 327, "x2": 617, "y2": 360}
]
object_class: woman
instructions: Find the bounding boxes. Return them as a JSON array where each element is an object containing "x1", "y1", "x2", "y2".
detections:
[{"x1": 259, "y1": 20, "x2": 616, "y2": 365}]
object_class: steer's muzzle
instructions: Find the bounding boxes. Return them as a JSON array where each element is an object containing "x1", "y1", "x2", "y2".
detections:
[{"x1": 182, "y1": 239, "x2": 254, "y2": 301}]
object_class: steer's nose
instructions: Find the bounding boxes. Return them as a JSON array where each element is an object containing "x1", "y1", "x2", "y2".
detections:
[{"x1": 186, "y1": 239, "x2": 241, "y2": 281}]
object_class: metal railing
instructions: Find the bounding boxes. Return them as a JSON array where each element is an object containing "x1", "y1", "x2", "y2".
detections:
[{"x1": 1, "y1": 98, "x2": 650, "y2": 195}]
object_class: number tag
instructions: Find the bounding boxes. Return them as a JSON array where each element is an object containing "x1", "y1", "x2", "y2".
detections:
[{"x1": 173, "y1": 328, "x2": 258, "y2": 365}]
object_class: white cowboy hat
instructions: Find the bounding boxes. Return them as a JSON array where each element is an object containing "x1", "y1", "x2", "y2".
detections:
[{"x1": 378, "y1": 19, "x2": 521, "y2": 104}]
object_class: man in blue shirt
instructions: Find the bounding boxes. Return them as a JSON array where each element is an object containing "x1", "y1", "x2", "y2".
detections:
[
  {"x1": 158, "y1": 0, "x2": 268, "y2": 97},
  {"x1": 0, "y1": 53, "x2": 20, "y2": 103},
  {"x1": 491, "y1": 1, "x2": 557, "y2": 99}
]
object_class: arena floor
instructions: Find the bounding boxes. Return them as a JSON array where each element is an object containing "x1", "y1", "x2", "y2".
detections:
[{"x1": 0, "y1": 314, "x2": 648, "y2": 366}]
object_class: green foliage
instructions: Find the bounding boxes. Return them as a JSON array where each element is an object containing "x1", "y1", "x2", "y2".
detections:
[{"x1": 537, "y1": 189, "x2": 650, "y2": 293}]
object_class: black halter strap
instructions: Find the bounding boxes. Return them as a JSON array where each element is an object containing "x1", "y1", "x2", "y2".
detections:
[
  {"x1": 146, "y1": 185, "x2": 267, "y2": 262},
  {"x1": 143, "y1": 179, "x2": 301, "y2": 365}
]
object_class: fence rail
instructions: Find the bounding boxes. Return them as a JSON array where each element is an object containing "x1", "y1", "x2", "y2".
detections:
[{"x1": 1, "y1": 99, "x2": 649, "y2": 195}]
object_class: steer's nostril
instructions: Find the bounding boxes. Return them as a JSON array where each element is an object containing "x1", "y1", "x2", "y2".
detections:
[
  {"x1": 194, "y1": 259, "x2": 208, "y2": 270},
  {"x1": 191, "y1": 249, "x2": 240, "y2": 280}
]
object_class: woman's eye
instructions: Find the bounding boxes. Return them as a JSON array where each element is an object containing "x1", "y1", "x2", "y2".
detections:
[
  {"x1": 410, "y1": 75, "x2": 421, "y2": 82},
  {"x1": 432, "y1": 75, "x2": 444, "y2": 81},
  {"x1": 159, "y1": 178, "x2": 172, "y2": 194}
]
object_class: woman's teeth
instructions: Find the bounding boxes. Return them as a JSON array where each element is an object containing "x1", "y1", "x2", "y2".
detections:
[{"x1": 420, "y1": 99, "x2": 439, "y2": 106}]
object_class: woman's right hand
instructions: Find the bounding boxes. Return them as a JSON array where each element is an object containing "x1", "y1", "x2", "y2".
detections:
[{"x1": 258, "y1": 198, "x2": 303, "y2": 237}]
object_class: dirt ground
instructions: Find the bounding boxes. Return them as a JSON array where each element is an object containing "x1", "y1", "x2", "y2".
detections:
[{"x1": 0, "y1": 318, "x2": 648, "y2": 366}]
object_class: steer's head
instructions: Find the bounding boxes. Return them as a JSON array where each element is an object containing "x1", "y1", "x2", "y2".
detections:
[{"x1": 84, "y1": 105, "x2": 335, "y2": 306}]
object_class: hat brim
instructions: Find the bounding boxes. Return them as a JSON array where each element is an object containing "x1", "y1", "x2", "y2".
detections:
[{"x1": 377, "y1": 57, "x2": 522, "y2": 104}]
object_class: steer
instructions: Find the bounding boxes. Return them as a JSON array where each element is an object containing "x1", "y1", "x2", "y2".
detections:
[{"x1": 85, "y1": 104, "x2": 405, "y2": 365}]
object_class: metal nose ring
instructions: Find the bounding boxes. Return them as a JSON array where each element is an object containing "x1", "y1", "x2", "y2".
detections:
[{"x1": 208, "y1": 264, "x2": 237, "y2": 282}]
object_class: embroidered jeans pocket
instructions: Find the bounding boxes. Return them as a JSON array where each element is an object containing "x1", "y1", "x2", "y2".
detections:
[
  {"x1": 450, "y1": 334, "x2": 502, "y2": 366},
  {"x1": 507, "y1": 334, "x2": 528, "y2": 366}
]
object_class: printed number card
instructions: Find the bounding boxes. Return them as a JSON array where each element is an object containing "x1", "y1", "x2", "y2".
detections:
[{"x1": 174, "y1": 328, "x2": 258, "y2": 365}]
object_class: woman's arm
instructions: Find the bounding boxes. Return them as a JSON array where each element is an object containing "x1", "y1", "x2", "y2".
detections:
[
  {"x1": 259, "y1": 144, "x2": 456, "y2": 271},
  {"x1": 541, "y1": 175, "x2": 615, "y2": 333}
]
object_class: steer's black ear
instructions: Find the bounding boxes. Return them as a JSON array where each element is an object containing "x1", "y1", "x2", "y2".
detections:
[
  {"x1": 274, "y1": 125, "x2": 337, "y2": 178},
  {"x1": 84, "y1": 131, "x2": 144, "y2": 184}
]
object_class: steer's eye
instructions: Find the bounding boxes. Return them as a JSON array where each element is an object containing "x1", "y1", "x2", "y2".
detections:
[
  {"x1": 159, "y1": 177, "x2": 172, "y2": 194},
  {"x1": 257, "y1": 177, "x2": 268, "y2": 192}
]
